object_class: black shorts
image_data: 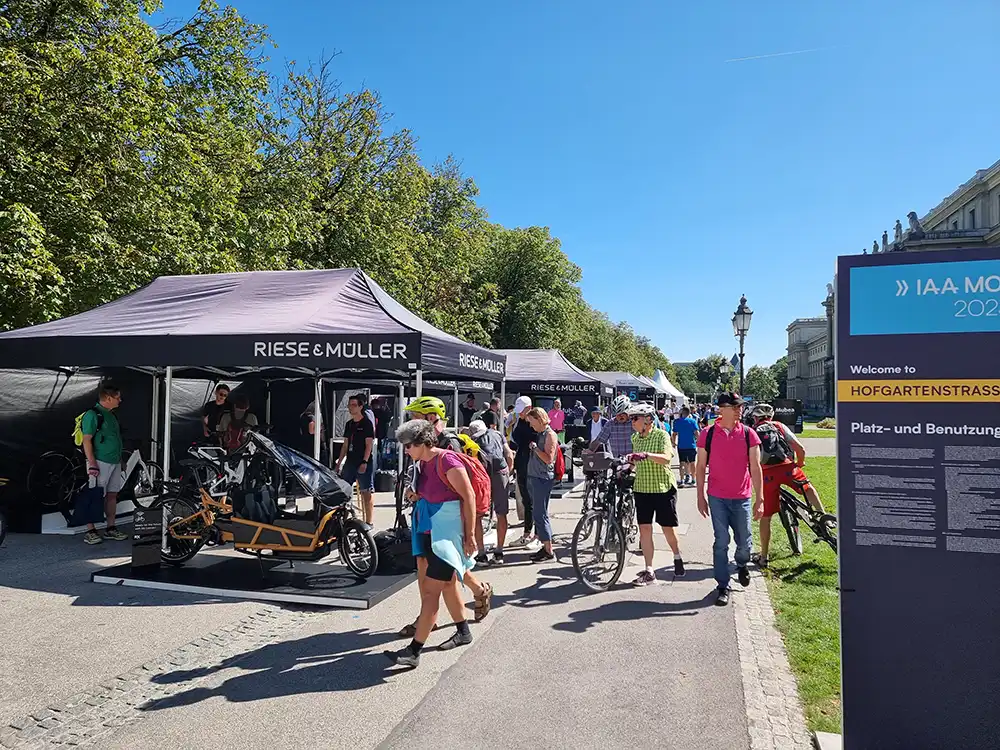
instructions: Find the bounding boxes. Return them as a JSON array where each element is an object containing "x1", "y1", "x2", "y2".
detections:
[
  {"x1": 415, "y1": 533, "x2": 456, "y2": 582},
  {"x1": 634, "y1": 488, "x2": 679, "y2": 527},
  {"x1": 678, "y1": 448, "x2": 696, "y2": 464}
]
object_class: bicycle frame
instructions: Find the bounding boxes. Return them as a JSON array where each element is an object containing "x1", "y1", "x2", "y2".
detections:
[{"x1": 778, "y1": 487, "x2": 837, "y2": 552}]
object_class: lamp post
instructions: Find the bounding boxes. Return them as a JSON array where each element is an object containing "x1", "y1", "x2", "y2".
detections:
[{"x1": 732, "y1": 294, "x2": 753, "y2": 394}]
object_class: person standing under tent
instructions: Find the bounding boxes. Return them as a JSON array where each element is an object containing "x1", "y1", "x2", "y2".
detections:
[
  {"x1": 80, "y1": 382, "x2": 128, "y2": 545},
  {"x1": 336, "y1": 394, "x2": 376, "y2": 525},
  {"x1": 510, "y1": 395, "x2": 540, "y2": 549},
  {"x1": 201, "y1": 383, "x2": 230, "y2": 440},
  {"x1": 548, "y1": 398, "x2": 566, "y2": 444}
]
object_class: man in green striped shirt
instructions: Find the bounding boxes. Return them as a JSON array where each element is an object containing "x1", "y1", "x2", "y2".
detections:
[{"x1": 627, "y1": 403, "x2": 685, "y2": 585}]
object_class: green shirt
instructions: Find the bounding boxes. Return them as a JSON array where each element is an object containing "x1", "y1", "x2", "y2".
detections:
[
  {"x1": 630, "y1": 428, "x2": 676, "y2": 494},
  {"x1": 81, "y1": 403, "x2": 122, "y2": 464}
]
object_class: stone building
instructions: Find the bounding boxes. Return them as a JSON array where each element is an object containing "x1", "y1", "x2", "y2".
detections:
[{"x1": 786, "y1": 284, "x2": 835, "y2": 415}]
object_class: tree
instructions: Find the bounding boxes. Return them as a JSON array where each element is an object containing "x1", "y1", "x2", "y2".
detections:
[
  {"x1": 744, "y1": 365, "x2": 778, "y2": 401},
  {"x1": 769, "y1": 356, "x2": 788, "y2": 398}
]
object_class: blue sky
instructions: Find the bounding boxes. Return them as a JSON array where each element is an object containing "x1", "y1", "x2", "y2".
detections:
[{"x1": 159, "y1": 0, "x2": 1000, "y2": 368}]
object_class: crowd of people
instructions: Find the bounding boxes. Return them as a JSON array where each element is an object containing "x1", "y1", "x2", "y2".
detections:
[{"x1": 384, "y1": 390, "x2": 828, "y2": 667}]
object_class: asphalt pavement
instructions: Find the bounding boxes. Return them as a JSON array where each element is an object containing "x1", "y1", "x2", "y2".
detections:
[{"x1": 1, "y1": 468, "x2": 774, "y2": 749}]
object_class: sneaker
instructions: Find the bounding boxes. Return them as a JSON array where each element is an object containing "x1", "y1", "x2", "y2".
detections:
[
  {"x1": 751, "y1": 553, "x2": 768, "y2": 569},
  {"x1": 437, "y1": 629, "x2": 473, "y2": 651},
  {"x1": 529, "y1": 547, "x2": 554, "y2": 563},
  {"x1": 715, "y1": 587, "x2": 731, "y2": 606},
  {"x1": 673, "y1": 557, "x2": 685, "y2": 577},
  {"x1": 513, "y1": 535, "x2": 531, "y2": 547},
  {"x1": 474, "y1": 552, "x2": 490, "y2": 566},
  {"x1": 525, "y1": 538, "x2": 542, "y2": 552},
  {"x1": 104, "y1": 527, "x2": 129, "y2": 541},
  {"x1": 631, "y1": 570, "x2": 656, "y2": 586},
  {"x1": 83, "y1": 530, "x2": 103, "y2": 545},
  {"x1": 492, "y1": 550, "x2": 505, "y2": 566},
  {"x1": 384, "y1": 647, "x2": 420, "y2": 668},
  {"x1": 737, "y1": 565, "x2": 751, "y2": 587}
]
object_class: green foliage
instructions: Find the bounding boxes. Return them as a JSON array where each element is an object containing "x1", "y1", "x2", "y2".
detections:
[
  {"x1": 0, "y1": 0, "x2": 673, "y2": 378},
  {"x1": 744, "y1": 365, "x2": 778, "y2": 401},
  {"x1": 770, "y1": 355, "x2": 788, "y2": 398}
]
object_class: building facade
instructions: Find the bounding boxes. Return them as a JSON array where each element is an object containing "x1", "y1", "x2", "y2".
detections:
[{"x1": 786, "y1": 290, "x2": 834, "y2": 415}]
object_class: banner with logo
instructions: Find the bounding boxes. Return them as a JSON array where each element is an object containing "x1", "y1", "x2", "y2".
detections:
[{"x1": 837, "y1": 247, "x2": 1000, "y2": 748}]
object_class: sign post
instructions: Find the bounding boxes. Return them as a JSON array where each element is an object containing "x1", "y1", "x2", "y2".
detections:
[{"x1": 837, "y1": 247, "x2": 1000, "y2": 748}]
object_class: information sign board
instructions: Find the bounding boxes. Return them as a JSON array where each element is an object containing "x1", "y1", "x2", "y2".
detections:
[{"x1": 837, "y1": 247, "x2": 1000, "y2": 748}]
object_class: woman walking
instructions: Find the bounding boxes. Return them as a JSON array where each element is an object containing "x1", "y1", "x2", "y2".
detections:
[
  {"x1": 525, "y1": 407, "x2": 558, "y2": 563},
  {"x1": 386, "y1": 419, "x2": 478, "y2": 668}
]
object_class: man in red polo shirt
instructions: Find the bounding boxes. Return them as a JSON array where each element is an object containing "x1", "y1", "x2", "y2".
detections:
[{"x1": 695, "y1": 392, "x2": 764, "y2": 606}]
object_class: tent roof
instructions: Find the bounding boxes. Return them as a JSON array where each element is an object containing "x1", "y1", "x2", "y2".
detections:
[
  {"x1": 0, "y1": 269, "x2": 506, "y2": 381},
  {"x1": 495, "y1": 349, "x2": 604, "y2": 385},
  {"x1": 588, "y1": 371, "x2": 654, "y2": 390}
]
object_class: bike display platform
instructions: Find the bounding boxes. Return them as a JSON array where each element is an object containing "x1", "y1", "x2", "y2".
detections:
[
  {"x1": 91, "y1": 551, "x2": 415, "y2": 608},
  {"x1": 550, "y1": 478, "x2": 583, "y2": 500}
]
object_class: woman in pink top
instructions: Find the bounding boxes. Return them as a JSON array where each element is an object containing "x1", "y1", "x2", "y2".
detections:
[{"x1": 548, "y1": 399, "x2": 566, "y2": 443}]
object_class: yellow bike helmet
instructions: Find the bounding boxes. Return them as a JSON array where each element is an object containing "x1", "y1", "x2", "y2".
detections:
[{"x1": 404, "y1": 396, "x2": 447, "y2": 420}]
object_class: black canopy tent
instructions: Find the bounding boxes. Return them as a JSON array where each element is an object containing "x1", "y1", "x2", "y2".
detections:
[
  {"x1": 0, "y1": 268, "x2": 507, "y2": 476},
  {"x1": 496, "y1": 349, "x2": 613, "y2": 407}
]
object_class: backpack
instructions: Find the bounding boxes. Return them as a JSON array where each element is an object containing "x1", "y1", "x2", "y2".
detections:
[
  {"x1": 539, "y1": 428, "x2": 565, "y2": 481},
  {"x1": 703, "y1": 424, "x2": 750, "y2": 463},
  {"x1": 224, "y1": 418, "x2": 249, "y2": 451},
  {"x1": 435, "y1": 452, "x2": 492, "y2": 516},
  {"x1": 752, "y1": 420, "x2": 792, "y2": 466},
  {"x1": 474, "y1": 431, "x2": 507, "y2": 476},
  {"x1": 72, "y1": 409, "x2": 104, "y2": 447}
]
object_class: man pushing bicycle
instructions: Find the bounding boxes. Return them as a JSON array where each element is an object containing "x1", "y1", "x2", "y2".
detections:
[{"x1": 749, "y1": 403, "x2": 828, "y2": 568}]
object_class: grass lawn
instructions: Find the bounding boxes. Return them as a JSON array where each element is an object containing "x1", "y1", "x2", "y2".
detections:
[
  {"x1": 800, "y1": 422, "x2": 836, "y2": 439},
  {"x1": 757, "y1": 456, "x2": 840, "y2": 734}
]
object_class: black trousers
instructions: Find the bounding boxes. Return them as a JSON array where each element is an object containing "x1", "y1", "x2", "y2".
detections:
[{"x1": 516, "y1": 466, "x2": 533, "y2": 536}]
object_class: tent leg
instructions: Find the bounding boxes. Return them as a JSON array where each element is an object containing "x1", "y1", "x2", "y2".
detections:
[
  {"x1": 415, "y1": 370, "x2": 423, "y2": 398},
  {"x1": 265, "y1": 382, "x2": 272, "y2": 426},
  {"x1": 313, "y1": 376, "x2": 322, "y2": 462},
  {"x1": 397, "y1": 381, "x2": 405, "y2": 475},
  {"x1": 453, "y1": 384, "x2": 459, "y2": 429},
  {"x1": 500, "y1": 379, "x2": 506, "y2": 411},
  {"x1": 150, "y1": 374, "x2": 160, "y2": 463},
  {"x1": 161, "y1": 366, "x2": 173, "y2": 553}
]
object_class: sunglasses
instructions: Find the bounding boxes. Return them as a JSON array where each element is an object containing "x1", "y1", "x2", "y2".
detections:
[{"x1": 630, "y1": 415, "x2": 646, "y2": 422}]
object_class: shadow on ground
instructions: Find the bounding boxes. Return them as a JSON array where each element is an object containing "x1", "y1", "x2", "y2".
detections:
[{"x1": 144, "y1": 628, "x2": 401, "y2": 709}]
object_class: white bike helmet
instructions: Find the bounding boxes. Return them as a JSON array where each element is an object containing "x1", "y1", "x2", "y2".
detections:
[
  {"x1": 627, "y1": 402, "x2": 657, "y2": 418},
  {"x1": 751, "y1": 403, "x2": 775, "y2": 420},
  {"x1": 607, "y1": 395, "x2": 632, "y2": 418}
]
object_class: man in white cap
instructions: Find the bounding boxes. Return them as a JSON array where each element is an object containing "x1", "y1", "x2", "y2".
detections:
[{"x1": 510, "y1": 395, "x2": 539, "y2": 549}]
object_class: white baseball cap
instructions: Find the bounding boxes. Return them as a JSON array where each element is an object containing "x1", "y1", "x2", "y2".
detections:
[{"x1": 514, "y1": 395, "x2": 532, "y2": 413}]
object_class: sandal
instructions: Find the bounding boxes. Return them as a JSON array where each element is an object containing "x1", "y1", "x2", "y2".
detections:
[
  {"x1": 397, "y1": 621, "x2": 417, "y2": 638},
  {"x1": 474, "y1": 582, "x2": 493, "y2": 622}
]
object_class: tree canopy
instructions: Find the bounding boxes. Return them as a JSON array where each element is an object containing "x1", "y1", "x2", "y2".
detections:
[{"x1": 0, "y1": 0, "x2": 675, "y2": 379}]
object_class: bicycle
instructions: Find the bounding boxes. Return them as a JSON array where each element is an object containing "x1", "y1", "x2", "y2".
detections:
[
  {"x1": 26, "y1": 447, "x2": 163, "y2": 512},
  {"x1": 777, "y1": 486, "x2": 838, "y2": 555},
  {"x1": 579, "y1": 449, "x2": 612, "y2": 515},
  {"x1": 570, "y1": 456, "x2": 638, "y2": 591},
  {"x1": 179, "y1": 437, "x2": 282, "y2": 501}
]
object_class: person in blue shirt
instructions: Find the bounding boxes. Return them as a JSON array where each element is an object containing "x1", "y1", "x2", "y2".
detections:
[{"x1": 671, "y1": 406, "x2": 700, "y2": 487}]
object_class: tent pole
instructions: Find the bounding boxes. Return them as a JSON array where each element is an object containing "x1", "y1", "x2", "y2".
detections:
[
  {"x1": 415, "y1": 369, "x2": 423, "y2": 398},
  {"x1": 265, "y1": 381, "x2": 272, "y2": 425},
  {"x1": 453, "y1": 384, "x2": 459, "y2": 429},
  {"x1": 161, "y1": 366, "x2": 173, "y2": 553},
  {"x1": 150, "y1": 374, "x2": 160, "y2": 463},
  {"x1": 313, "y1": 375, "x2": 322, "y2": 461},
  {"x1": 500, "y1": 378, "x2": 506, "y2": 411},
  {"x1": 397, "y1": 381, "x2": 405, "y2": 474}
]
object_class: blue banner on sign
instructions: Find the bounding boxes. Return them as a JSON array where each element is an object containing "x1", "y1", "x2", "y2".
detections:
[{"x1": 850, "y1": 259, "x2": 1000, "y2": 335}]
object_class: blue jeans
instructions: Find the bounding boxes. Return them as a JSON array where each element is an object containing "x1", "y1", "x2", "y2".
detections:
[
  {"x1": 709, "y1": 495, "x2": 752, "y2": 590},
  {"x1": 528, "y1": 476, "x2": 555, "y2": 543}
]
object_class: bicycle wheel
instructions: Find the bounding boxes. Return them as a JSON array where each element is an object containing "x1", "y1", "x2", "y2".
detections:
[
  {"x1": 0, "y1": 509, "x2": 7, "y2": 547},
  {"x1": 571, "y1": 510, "x2": 626, "y2": 592},
  {"x1": 778, "y1": 491, "x2": 803, "y2": 555},
  {"x1": 813, "y1": 513, "x2": 838, "y2": 553},
  {"x1": 339, "y1": 518, "x2": 378, "y2": 578},
  {"x1": 130, "y1": 461, "x2": 164, "y2": 510},
  {"x1": 160, "y1": 494, "x2": 206, "y2": 566},
  {"x1": 581, "y1": 480, "x2": 597, "y2": 514},
  {"x1": 480, "y1": 499, "x2": 496, "y2": 536},
  {"x1": 27, "y1": 452, "x2": 81, "y2": 508}
]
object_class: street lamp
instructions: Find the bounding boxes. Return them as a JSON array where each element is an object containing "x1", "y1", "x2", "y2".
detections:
[{"x1": 732, "y1": 294, "x2": 753, "y2": 394}]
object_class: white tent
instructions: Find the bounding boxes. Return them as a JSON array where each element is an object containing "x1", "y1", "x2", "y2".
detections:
[{"x1": 653, "y1": 369, "x2": 687, "y2": 404}]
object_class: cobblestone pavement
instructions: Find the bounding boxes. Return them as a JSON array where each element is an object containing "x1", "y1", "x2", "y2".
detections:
[
  {"x1": 0, "y1": 605, "x2": 324, "y2": 749},
  {"x1": 734, "y1": 566, "x2": 812, "y2": 750}
]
